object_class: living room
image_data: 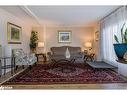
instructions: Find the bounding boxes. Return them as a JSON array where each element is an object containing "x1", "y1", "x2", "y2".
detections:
[{"x1": 0, "y1": 5, "x2": 127, "y2": 90}]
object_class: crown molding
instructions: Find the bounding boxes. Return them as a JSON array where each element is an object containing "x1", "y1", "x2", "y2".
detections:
[{"x1": 20, "y1": 6, "x2": 42, "y2": 26}]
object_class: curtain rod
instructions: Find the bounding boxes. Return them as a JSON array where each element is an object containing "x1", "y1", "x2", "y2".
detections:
[{"x1": 100, "y1": 6, "x2": 124, "y2": 21}]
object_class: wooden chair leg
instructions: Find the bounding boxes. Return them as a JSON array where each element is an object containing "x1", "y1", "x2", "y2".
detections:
[
  {"x1": 22, "y1": 65, "x2": 24, "y2": 69},
  {"x1": 29, "y1": 65, "x2": 32, "y2": 69},
  {"x1": 15, "y1": 65, "x2": 18, "y2": 70},
  {"x1": 34, "y1": 62, "x2": 37, "y2": 65}
]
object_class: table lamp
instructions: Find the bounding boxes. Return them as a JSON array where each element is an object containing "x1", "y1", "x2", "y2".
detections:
[
  {"x1": 37, "y1": 42, "x2": 44, "y2": 54},
  {"x1": 84, "y1": 42, "x2": 92, "y2": 52}
]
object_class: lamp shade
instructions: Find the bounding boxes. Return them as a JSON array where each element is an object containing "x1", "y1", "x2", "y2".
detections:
[
  {"x1": 85, "y1": 42, "x2": 92, "y2": 48},
  {"x1": 38, "y1": 42, "x2": 44, "y2": 48}
]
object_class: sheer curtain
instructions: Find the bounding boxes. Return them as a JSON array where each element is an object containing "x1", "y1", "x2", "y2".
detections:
[{"x1": 100, "y1": 6, "x2": 127, "y2": 67}]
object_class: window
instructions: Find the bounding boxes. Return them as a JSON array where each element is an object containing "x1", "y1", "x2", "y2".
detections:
[{"x1": 100, "y1": 6, "x2": 127, "y2": 66}]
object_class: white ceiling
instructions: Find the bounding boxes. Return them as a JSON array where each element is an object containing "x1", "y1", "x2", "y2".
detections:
[
  {"x1": 27, "y1": 6, "x2": 119, "y2": 26},
  {"x1": 0, "y1": 6, "x2": 40, "y2": 26},
  {"x1": 0, "y1": 6, "x2": 119, "y2": 27}
]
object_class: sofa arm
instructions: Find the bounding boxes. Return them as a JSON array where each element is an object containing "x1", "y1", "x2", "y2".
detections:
[
  {"x1": 29, "y1": 53, "x2": 35, "y2": 57},
  {"x1": 47, "y1": 52, "x2": 52, "y2": 56},
  {"x1": 47, "y1": 52, "x2": 54, "y2": 60},
  {"x1": 78, "y1": 52, "x2": 84, "y2": 58}
]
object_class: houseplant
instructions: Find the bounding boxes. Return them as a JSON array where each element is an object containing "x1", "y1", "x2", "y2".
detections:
[
  {"x1": 29, "y1": 31, "x2": 38, "y2": 53},
  {"x1": 114, "y1": 23, "x2": 127, "y2": 60}
]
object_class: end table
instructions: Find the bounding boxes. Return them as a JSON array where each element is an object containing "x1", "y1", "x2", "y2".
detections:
[
  {"x1": 84, "y1": 53, "x2": 95, "y2": 62},
  {"x1": 35, "y1": 53, "x2": 47, "y2": 62},
  {"x1": 0, "y1": 56, "x2": 16, "y2": 77}
]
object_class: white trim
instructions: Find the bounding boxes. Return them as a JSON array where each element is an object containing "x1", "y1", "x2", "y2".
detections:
[{"x1": 20, "y1": 6, "x2": 42, "y2": 26}]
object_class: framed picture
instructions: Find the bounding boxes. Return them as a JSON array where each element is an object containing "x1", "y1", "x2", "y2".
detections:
[
  {"x1": 7, "y1": 22, "x2": 22, "y2": 44},
  {"x1": 95, "y1": 31, "x2": 99, "y2": 41},
  {"x1": 58, "y1": 31, "x2": 72, "y2": 43}
]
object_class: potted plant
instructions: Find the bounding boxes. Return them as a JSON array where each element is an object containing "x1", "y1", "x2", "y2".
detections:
[
  {"x1": 29, "y1": 31, "x2": 38, "y2": 53},
  {"x1": 114, "y1": 23, "x2": 127, "y2": 60}
]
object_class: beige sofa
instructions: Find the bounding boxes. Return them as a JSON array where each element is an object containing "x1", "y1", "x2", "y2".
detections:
[{"x1": 47, "y1": 46, "x2": 84, "y2": 63}]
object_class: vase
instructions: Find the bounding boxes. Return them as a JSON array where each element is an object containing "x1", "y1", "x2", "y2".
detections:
[
  {"x1": 65, "y1": 48, "x2": 70, "y2": 59},
  {"x1": 113, "y1": 44, "x2": 127, "y2": 60}
]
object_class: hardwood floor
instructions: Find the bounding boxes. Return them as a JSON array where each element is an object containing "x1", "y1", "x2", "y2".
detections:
[
  {"x1": 0, "y1": 66, "x2": 27, "y2": 84},
  {"x1": 0, "y1": 62, "x2": 127, "y2": 89},
  {"x1": 1, "y1": 83, "x2": 127, "y2": 89}
]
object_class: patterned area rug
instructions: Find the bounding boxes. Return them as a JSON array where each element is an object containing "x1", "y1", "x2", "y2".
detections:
[{"x1": 2, "y1": 63, "x2": 127, "y2": 85}]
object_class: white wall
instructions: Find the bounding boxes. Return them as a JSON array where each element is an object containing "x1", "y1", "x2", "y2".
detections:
[
  {"x1": 93, "y1": 22, "x2": 101, "y2": 61},
  {"x1": 45, "y1": 26, "x2": 94, "y2": 52},
  {"x1": 0, "y1": 8, "x2": 39, "y2": 75},
  {"x1": 0, "y1": 8, "x2": 37, "y2": 56}
]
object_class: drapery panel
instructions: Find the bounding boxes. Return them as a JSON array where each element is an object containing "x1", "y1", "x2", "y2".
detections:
[{"x1": 100, "y1": 6, "x2": 127, "y2": 66}]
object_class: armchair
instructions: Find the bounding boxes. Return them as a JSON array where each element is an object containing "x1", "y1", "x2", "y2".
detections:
[{"x1": 12, "y1": 49, "x2": 37, "y2": 69}]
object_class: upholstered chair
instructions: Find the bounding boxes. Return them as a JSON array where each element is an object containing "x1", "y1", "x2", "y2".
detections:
[{"x1": 12, "y1": 49, "x2": 37, "y2": 69}]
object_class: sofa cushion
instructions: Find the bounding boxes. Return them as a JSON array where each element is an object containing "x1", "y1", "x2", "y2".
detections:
[
  {"x1": 68, "y1": 47, "x2": 81, "y2": 55},
  {"x1": 51, "y1": 55, "x2": 65, "y2": 60},
  {"x1": 50, "y1": 46, "x2": 81, "y2": 56},
  {"x1": 51, "y1": 47, "x2": 66, "y2": 55}
]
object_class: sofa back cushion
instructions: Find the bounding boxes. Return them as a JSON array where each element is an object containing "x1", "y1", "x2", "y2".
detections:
[
  {"x1": 51, "y1": 47, "x2": 66, "y2": 55},
  {"x1": 68, "y1": 47, "x2": 81, "y2": 55},
  {"x1": 12, "y1": 49, "x2": 25, "y2": 57},
  {"x1": 50, "y1": 46, "x2": 81, "y2": 55},
  {"x1": 12, "y1": 49, "x2": 26, "y2": 62}
]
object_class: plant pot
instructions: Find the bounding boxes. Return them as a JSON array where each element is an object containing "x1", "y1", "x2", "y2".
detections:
[
  {"x1": 30, "y1": 48, "x2": 36, "y2": 53},
  {"x1": 113, "y1": 44, "x2": 127, "y2": 60}
]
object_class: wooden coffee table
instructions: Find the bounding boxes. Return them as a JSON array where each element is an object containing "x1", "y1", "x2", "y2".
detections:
[{"x1": 51, "y1": 57, "x2": 76, "y2": 73}]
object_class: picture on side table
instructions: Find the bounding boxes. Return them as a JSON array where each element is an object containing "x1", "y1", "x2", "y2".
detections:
[{"x1": 7, "y1": 22, "x2": 22, "y2": 44}]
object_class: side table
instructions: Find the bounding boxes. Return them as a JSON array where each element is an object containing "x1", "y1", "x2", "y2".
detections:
[
  {"x1": 84, "y1": 53, "x2": 95, "y2": 62},
  {"x1": 35, "y1": 53, "x2": 47, "y2": 62},
  {"x1": 0, "y1": 56, "x2": 16, "y2": 77}
]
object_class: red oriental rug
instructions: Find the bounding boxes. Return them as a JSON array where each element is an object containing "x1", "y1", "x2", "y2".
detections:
[{"x1": 2, "y1": 63, "x2": 127, "y2": 85}]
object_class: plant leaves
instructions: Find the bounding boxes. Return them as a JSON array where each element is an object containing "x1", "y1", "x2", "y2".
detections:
[
  {"x1": 124, "y1": 35, "x2": 127, "y2": 43},
  {"x1": 114, "y1": 35, "x2": 119, "y2": 43},
  {"x1": 124, "y1": 29, "x2": 127, "y2": 43},
  {"x1": 121, "y1": 23, "x2": 126, "y2": 43},
  {"x1": 125, "y1": 28, "x2": 127, "y2": 35},
  {"x1": 121, "y1": 23, "x2": 125, "y2": 31}
]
